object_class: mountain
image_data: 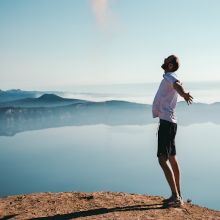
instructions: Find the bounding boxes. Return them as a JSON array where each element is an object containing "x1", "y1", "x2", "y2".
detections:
[
  {"x1": 0, "y1": 100, "x2": 152, "y2": 136},
  {"x1": 6, "y1": 89, "x2": 23, "y2": 93},
  {"x1": 0, "y1": 90, "x2": 37, "y2": 102},
  {"x1": 0, "y1": 94, "x2": 90, "y2": 108},
  {"x1": 176, "y1": 101, "x2": 220, "y2": 125},
  {"x1": 0, "y1": 89, "x2": 69, "y2": 102},
  {"x1": 0, "y1": 100, "x2": 220, "y2": 136}
]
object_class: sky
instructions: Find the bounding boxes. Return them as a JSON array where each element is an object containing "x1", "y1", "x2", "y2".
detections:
[{"x1": 0, "y1": 0, "x2": 220, "y2": 91}]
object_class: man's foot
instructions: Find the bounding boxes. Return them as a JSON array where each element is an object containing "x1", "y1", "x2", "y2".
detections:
[
  {"x1": 163, "y1": 195, "x2": 183, "y2": 203},
  {"x1": 163, "y1": 195, "x2": 183, "y2": 208}
]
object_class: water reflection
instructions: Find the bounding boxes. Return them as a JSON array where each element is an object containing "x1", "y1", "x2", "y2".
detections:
[{"x1": 1, "y1": 101, "x2": 220, "y2": 136}]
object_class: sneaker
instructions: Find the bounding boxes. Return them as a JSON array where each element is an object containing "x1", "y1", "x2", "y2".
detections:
[
  {"x1": 162, "y1": 195, "x2": 173, "y2": 203},
  {"x1": 163, "y1": 195, "x2": 183, "y2": 203},
  {"x1": 163, "y1": 195, "x2": 183, "y2": 208},
  {"x1": 179, "y1": 195, "x2": 184, "y2": 205}
]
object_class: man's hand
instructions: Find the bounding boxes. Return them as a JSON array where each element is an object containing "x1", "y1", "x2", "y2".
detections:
[
  {"x1": 173, "y1": 81, "x2": 193, "y2": 105},
  {"x1": 183, "y1": 92, "x2": 193, "y2": 105}
]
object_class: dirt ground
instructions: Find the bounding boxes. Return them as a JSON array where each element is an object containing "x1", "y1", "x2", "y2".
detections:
[{"x1": 0, "y1": 191, "x2": 219, "y2": 220}]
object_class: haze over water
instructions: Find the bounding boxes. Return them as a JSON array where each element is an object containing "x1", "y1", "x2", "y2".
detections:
[{"x1": 33, "y1": 81, "x2": 220, "y2": 105}]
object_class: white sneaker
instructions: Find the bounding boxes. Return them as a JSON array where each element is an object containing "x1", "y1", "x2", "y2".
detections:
[
  {"x1": 163, "y1": 195, "x2": 183, "y2": 208},
  {"x1": 163, "y1": 195, "x2": 183, "y2": 204}
]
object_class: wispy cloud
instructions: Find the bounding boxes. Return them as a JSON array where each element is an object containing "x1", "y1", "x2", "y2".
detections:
[
  {"x1": 91, "y1": 0, "x2": 110, "y2": 29},
  {"x1": 90, "y1": 0, "x2": 124, "y2": 36}
]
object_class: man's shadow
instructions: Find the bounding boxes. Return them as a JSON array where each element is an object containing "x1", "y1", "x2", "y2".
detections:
[{"x1": 1, "y1": 203, "x2": 165, "y2": 220}]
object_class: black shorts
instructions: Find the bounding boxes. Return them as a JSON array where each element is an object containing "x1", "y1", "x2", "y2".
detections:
[{"x1": 157, "y1": 119, "x2": 177, "y2": 160}]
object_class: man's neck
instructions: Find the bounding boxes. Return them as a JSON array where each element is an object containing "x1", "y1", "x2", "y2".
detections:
[{"x1": 164, "y1": 69, "x2": 172, "y2": 73}]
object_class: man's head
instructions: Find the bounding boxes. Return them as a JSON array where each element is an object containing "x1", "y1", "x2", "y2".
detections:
[{"x1": 161, "y1": 55, "x2": 180, "y2": 72}]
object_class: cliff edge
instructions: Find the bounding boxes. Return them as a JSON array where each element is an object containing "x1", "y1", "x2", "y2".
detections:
[{"x1": 0, "y1": 191, "x2": 219, "y2": 220}]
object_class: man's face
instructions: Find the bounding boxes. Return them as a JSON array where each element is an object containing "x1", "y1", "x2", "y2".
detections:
[{"x1": 161, "y1": 56, "x2": 174, "y2": 70}]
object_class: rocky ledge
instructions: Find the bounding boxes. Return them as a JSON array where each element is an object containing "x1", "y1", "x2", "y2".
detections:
[{"x1": 0, "y1": 191, "x2": 219, "y2": 220}]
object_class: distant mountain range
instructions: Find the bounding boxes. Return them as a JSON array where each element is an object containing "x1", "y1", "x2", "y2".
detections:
[
  {"x1": 0, "y1": 100, "x2": 152, "y2": 136},
  {"x1": 0, "y1": 89, "x2": 34, "y2": 102},
  {"x1": 0, "y1": 94, "x2": 90, "y2": 108},
  {"x1": 0, "y1": 95, "x2": 220, "y2": 136},
  {"x1": 0, "y1": 89, "x2": 67, "y2": 102},
  {"x1": 1, "y1": 90, "x2": 220, "y2": 136}
]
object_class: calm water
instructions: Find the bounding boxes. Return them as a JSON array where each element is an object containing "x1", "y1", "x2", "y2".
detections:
[{"x1": 0, "y1": 123, "x2": 220, "y2": 211}]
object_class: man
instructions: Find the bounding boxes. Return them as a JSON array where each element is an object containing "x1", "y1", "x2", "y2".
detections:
[{"x1": 152, "y1": 55, "x2": 193, "y2": 207}]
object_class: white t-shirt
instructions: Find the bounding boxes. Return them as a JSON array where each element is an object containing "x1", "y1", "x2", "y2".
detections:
[{"x1": 152, "y1": 72, "x2": 179, "y2": 123}]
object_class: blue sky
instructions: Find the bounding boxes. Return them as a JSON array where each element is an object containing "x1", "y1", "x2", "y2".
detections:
[{"x1": 0, "y1": 0, "x2": 220, "y2": 91}]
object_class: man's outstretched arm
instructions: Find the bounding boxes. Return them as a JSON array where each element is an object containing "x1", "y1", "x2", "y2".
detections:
[{"x1": 173, "y1": 81, "x2": 193, "y2": 105}]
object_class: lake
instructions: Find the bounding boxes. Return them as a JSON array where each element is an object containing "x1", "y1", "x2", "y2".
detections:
[{"x1": 0, "y1": 122, "x2": 219, "y2": 211}]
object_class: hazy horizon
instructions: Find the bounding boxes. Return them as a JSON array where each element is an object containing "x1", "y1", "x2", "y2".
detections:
[{"x1": 2, "y1": 81, "x2": 220, "y2": 104}]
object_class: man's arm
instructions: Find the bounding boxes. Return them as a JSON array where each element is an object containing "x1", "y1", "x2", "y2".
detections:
[{"x1": 173, "y1": 81, "x2": 193, "y2": 105}]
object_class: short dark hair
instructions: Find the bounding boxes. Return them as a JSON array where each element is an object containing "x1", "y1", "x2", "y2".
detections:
[{"x1": 170, "y1": 55, "x2": 180, "y2": 72}]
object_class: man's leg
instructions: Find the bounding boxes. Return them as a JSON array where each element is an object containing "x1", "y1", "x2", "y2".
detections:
[
  {"x1": 169, "y1": 155, "x2": 181, "y2": 193},
  {"x1": 158, "y1": 155, "x2": 178, "y2": 194}
]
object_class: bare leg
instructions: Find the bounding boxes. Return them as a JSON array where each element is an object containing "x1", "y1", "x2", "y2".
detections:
[
  {"x1": 169, "y1": 155, "x2": 181, "y2": 192},
  {"x1": 158, "y1": 155, "x2": 178, "y2": 194}
]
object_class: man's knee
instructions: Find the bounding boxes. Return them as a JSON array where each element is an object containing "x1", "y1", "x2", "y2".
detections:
[
  {"x1": 158, "y1": 155, "x2": 167, "y2": 167},
  {"x1": 169, "y1": 155, "x2": 178, "y2": 165}
]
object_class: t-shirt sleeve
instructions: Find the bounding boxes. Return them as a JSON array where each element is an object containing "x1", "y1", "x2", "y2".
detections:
[{"x1": 168, "y1": 73, "x2": 180, "y2": 88}]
